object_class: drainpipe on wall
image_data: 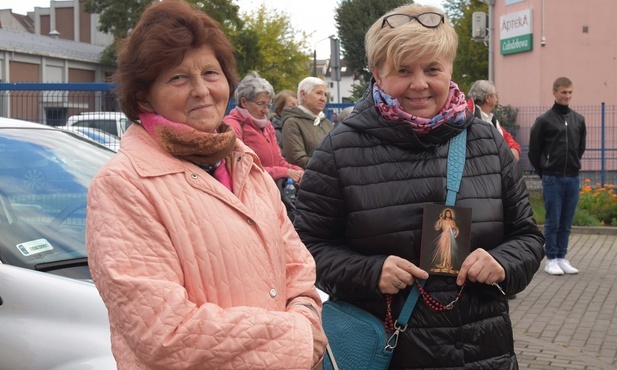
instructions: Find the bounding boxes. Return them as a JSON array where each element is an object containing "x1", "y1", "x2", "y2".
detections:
[{"x1": 541, "y1": 0, "x2": 546, "y2": 46}]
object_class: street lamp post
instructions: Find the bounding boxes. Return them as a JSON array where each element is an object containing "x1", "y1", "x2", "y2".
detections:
[
  {"x1": 313, "y1": 35, "x2": 335, "y2": 77},
  {"x1": 486, "y1": 0, "x2": 495, "y2": 82},
  {"x1": 330, "y1": 36, "x2": 341, "y2": 103}
]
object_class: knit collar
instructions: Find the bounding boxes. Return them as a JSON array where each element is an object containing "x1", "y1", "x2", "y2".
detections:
[{"x1": 139, "y1": 112, "x2": 236, "y2": 166}]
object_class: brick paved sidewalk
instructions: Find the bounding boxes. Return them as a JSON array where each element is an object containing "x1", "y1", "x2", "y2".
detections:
[{"x1": 510, "y1": 233, "x2": 617, "y2": 369}]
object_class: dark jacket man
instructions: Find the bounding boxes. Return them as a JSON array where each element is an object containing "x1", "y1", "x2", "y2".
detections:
[{"x1": 528, "y1": 105, "x2": 586, "y2": 178}]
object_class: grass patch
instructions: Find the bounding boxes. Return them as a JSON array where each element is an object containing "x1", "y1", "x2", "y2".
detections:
[{"x1": 527, "y1": 190, "x2": 602, "y2": 227}]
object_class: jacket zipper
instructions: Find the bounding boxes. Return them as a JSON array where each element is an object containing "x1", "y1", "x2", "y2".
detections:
[{"x1": 563, "y1": 116, "x2": 568, "y2": 177}]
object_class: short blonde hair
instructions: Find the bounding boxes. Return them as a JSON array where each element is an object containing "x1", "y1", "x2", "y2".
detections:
[{"x1": 365, "y1": 4, "x2": 457, "y2": 76}]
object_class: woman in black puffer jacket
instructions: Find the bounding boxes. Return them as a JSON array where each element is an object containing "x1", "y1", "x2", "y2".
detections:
[{"x1": 294, "y1": 3, "x2": 545, "y2": 370}]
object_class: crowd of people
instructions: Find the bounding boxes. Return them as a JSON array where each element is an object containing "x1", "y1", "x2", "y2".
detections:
[{"x1": 84, "y1": 0, "x2": 583, "y2": 368}]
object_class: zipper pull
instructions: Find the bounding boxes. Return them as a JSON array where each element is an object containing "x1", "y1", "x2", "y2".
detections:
[{"x1": 492, "y1": 282, "x2": 506, "y2": 296}]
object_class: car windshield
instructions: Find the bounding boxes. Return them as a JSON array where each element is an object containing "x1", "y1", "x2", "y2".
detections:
[{"x1": 0, "y1": 127, "x2": 113, "y2": 271}]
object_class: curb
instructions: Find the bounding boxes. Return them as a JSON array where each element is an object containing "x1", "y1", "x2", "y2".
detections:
[{"x1": 537, "y1": 225, "x2": 617, "y2": 235}]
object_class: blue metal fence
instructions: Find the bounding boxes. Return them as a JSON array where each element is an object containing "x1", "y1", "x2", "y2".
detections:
[
  {"x1": 513, "y1": 103, "x2": 617, "y2": 186},
  {"x1": 2, "y1": 82, "x2": 616, "y2": 186}
]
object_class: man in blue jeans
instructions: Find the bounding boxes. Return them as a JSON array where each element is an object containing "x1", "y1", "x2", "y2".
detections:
[{"x1": 528, "y1": 77, "x2": 586, "y2": 275}]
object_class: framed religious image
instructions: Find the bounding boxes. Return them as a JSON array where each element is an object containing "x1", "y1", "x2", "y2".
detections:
[{"x1": 419, "y1": 203, "x2": 472, "y2": 276}]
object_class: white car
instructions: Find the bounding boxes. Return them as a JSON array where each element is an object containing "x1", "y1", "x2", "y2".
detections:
[
  {"x1": 60, "y1": 126, "x2": 121, "y2": 152},
  {"x1": 0, "y1": 265, "x2": 116, "y2": 369},
  {"x1": 0, "y1": 117, "x2": 115, "y2": 369},
  {"x1": 66, "y1": 111, "x2": 131, "y2": 138}
]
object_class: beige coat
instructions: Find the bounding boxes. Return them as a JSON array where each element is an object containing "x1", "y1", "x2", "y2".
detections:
[
  {"x1": 281, "y1": 107, "x2": 333, "y2": 169},
  {"x1": 86, "y1": 124, "x2": 322, "y2": 369}
]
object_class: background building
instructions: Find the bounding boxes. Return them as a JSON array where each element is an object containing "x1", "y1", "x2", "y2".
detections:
[
  {"x1": 492, "y1": 0, "x2": 617, "y2": 107},
  {"x1": 0, "y1": 0, "x2": 114, "y2": 124}
]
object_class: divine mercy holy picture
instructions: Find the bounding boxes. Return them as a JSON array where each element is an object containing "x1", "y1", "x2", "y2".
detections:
[{"x1": 420, "y1": 203, "x2": 472, "y2": 276}]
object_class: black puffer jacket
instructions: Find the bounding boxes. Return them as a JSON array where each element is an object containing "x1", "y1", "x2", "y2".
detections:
[{"x1": 294, "y1": 88, "x2": 545, "y2": 369}]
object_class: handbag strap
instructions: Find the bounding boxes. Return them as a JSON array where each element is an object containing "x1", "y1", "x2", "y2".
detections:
[
  {"x1": 445, "y1": 129, "x2": 467, "y2": 207},
  {"x1": 394, "y1": 283, "x2": 421, "y2": 327},
  {"x1": 387, "y1": 128, "x2": 468, "y2": 350},
  {"x1": 400, "y1": 128, "x2": 467, "y2": 323}
]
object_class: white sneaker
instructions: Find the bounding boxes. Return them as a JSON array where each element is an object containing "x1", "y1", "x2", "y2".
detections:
[
  {"x1": 557, "y1": 259, "x2": 579, "y2": 274},
  {"x1": 545, "y1": 259, "x2": 564, "y2": 275}
]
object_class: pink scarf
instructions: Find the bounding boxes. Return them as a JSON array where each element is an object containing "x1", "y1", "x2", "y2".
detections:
[
  {"x1": 372, "y1": 81, "x2": 468, "y2": 135},
  {"x1": 139, "y1": 112, "x2": 235, "y2": 191}
]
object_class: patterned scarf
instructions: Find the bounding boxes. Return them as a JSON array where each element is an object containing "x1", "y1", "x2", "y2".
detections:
[
  {"x1": 373, "y1": 81, "x2": 468, "y2": 135},
  {"x1": 139, "y1": 112, "x2": 236, "y2": 166}
]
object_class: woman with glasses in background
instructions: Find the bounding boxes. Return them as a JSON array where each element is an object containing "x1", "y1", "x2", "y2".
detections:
[
  {"x1": 294, "y1": 3, "x2": 544, "y2": 368},
  {"x1": 224, "y1": 71, "x2": 304, "y2": 185},
  {"x1": 281, "y1": 77, "x2": 334, "y2": 169}
]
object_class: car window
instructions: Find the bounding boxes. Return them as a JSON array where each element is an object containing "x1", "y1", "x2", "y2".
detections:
[
  {"x1": 74, "y1": 119, "x2": 118, "y2": 136},
  {"x1": 0, "y1": 129, "x2": 113, "y2": 270}
]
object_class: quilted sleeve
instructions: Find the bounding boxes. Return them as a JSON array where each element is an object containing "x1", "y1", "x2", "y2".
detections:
[
  {"x1": 86, "y1": 170, "x2": 315, "y2": 369},
  {"x1": 280, "y1": 212, "x2": 323, "y2": 329},
  {"x1": 294, "y1": 134, "x2": 388, "y2": 301},
  {"x1": 489, "y1": 132, "x2": 545, "y2": 296}
]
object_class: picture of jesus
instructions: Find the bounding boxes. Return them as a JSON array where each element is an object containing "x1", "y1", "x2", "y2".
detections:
[{"x1": 431, "y1": 208, "x2": 460, "y2": 274}]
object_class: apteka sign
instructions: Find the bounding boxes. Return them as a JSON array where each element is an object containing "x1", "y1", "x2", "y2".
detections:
[{"x1": 500, "y1": 9, "x2": 533, "y2": 55}]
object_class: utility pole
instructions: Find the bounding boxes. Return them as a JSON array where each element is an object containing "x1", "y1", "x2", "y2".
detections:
[
  {"x1": 313, "y1": 35, "x2": 335, "y2": 77},
  {"x1": 472, "y1": 0, "x2": 495, "y2": 82},
  {"x1": 486, "y1": 0, "x2": 495, "y2": 82},
  {"x1": 330, "y1": 36, "x2": 341, "y2": 103}
]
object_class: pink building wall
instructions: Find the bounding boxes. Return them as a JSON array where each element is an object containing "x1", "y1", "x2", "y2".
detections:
[{"x1": 493, "y1": 0, "x2": 617, "y2": 108}]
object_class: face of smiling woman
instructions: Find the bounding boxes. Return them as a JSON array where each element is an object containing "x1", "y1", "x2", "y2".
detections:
[
  {"x1": 139, "y1": 45, "x2": 230, "y2": 133},
  {"x1": 372, "y1": 53, "x2": 452, "y2": 119}
]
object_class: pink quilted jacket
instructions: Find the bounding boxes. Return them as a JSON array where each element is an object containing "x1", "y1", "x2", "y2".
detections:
[
  {"x1": 86, "y1": 124, "x2": 322, "y2": 369},
  {"x1": 224, "y1": 108, "x2": 302, "y2": 181}
]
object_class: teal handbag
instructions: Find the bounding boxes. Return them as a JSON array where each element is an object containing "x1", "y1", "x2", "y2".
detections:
[
  {"x1": 322, "y1": 129, "x2": 467, "y2": 370},
  {"x1": 322, "y1": 285, "x2": 421, "y2": 370}
]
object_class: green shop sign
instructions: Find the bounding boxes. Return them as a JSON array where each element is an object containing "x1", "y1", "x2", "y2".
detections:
[{"x1": 501, "y1": 34, "x2": 533, "y2": 55}]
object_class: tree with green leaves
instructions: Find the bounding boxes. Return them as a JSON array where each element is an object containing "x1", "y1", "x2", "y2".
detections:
[
  {"x1": 85, "y1": 0, "x2": 311, "y2": 93},
  {"x1": 85, "y1": 0, "x2": 243, "y2": 64},
  {"x1": 335, "y1": 0, "x2": 411, "y2": 101},
  {"x1": 443, "y1": 0, "x2": 489, "y2": 95},
  {"x1": 231, "y1": 5, "x2": 311, "y2": 93}
]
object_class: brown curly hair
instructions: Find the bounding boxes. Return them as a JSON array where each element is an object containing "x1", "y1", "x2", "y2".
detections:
[{"x1": 113, "y1": 0, "x2": 238, "y2": 122}]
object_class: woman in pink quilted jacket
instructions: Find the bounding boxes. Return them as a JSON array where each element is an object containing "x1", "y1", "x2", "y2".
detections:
[
  {"x1": 85, "y1": 1, "x2": 326, "y2": 369},
  {"x1": 224, "y1": 71, "x2": 304, "y2": 185}
]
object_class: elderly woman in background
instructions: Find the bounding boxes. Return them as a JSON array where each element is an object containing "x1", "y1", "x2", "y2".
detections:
[
  {"x1": 281, "y1": 77, "x2": 333, "y2": 169},
  {"x1": 85, "y1": 1, "x2": 326, "y2": 368},
  {"x1": 294, "y1": 3, "x2": 544, "y2": 369},
  {"x1": 336, "y1": 106, "x2": 353, "y2": 128},
  {"x1": 271, "y1": 89, "x2": 299, "y2": 150},
  {"x1": 224, "y1": 72, "x2": 303, "y2": 184}
]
